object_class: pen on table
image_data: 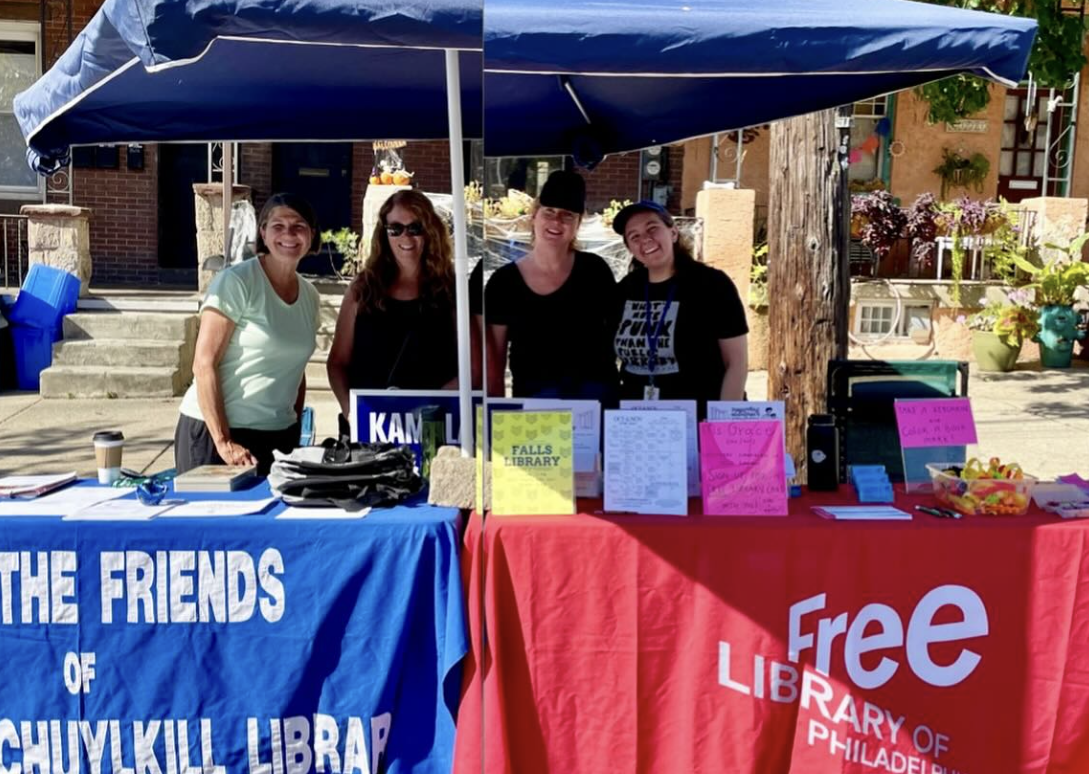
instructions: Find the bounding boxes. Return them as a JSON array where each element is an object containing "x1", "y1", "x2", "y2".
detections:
[{"x1": 915, "y1": 505, "x2": 962, "y2": 520}]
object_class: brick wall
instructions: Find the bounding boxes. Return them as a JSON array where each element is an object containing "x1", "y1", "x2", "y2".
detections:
[
  {"x1": 578, "y1": 153, "x2": 640, "y2": 213},
  {"x1": 407, "y1": 140, "x2": 452, "y2": 194},
  {"x1": 73, "y1": 146, "x2": 159, "y2": 286},
  {"x1": 240, "y1": 143, "x2": 273, "y2": 214}
]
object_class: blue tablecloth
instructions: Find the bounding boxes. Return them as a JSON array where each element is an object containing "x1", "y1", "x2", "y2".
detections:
[{"x1": 0, "y1": 480, "x2": 466, "y2": 774}]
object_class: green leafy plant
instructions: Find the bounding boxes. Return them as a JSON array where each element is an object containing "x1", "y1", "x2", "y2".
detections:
[
  {"x1": 601, "y1": 199, "x2": 634, "y2": 229},
  {"x1": 749, "y1": 241, "x2": 768, "y2": 308},
  {"x1": 933, "y1": 148, "x2": 990, "y2": 200},
  {"x1": 1020, "y1": 233, "x2": 1089, "y2": 307},
  {"x1": 915, "y1": 75, "x2": 993, "y2": 125},
  {"x1": 965, "y1": 291, "x2": 1040, "y2": 347},
  {"x1": 322, "y1": 227, "x2": 363, "y2": 276}
]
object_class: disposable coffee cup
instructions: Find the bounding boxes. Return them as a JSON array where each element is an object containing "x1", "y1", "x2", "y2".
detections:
[{"x1": 93, "y1": 431, "x2": 125, "y2": 484}]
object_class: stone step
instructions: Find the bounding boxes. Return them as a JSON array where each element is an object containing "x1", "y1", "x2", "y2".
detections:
[
  {"x1": 40, "y1": 365, "x2": 188, "y2": 399},
  {"x1": 63, "y1": 312, "x2": 198, "y2": 342},
  {"x1": 52, "y1": 339, "x2": 188, "y2": 368}
]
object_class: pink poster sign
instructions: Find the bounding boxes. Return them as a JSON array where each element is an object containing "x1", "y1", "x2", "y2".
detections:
[
  {"x1": 699, "y1": 420, "x2": 787, "y2": 516},
  {"x1": 894, "y1": 398, "x2": 977, "y2": 449}
]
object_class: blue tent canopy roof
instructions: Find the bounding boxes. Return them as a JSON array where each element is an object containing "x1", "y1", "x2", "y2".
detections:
[
  {"x1": 15, "y1": 0, "x2": 483, "y2": 173},
  {"x1": 482, "y1": 0, "x2": 1037, "y2": 157}
]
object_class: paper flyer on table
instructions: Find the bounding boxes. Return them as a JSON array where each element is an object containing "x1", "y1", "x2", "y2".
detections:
[
  {"x1": 276, "y1": 506, "x2": 371, "y2": 520},
  {"x1": 161, "y1": 498, "x2": 278, "y2": 517},
  {"x1": 700, "y1": 420, "x2": 788, "y2": 516},
  {"x1": 0, "y1": 486, "x2": 134, "y2": 516},
  {"x1": 620, "y1": 399, "x2": 699, "y2": 496},
  {"x1": 65, "y1": 500, "x2": 173, "y2": 521},
  {"x1": 605, "y1": 410, "x2": 688, "y2": 515},
  {"x1": 491, "y1": 410, "x2": 575, "y2": 516}
]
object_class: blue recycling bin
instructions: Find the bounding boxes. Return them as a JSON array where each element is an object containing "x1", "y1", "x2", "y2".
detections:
[
  {"x1": 11, "y1": 324, "x2": 54, "y2": 390},
  {"x1": 7, "y1": 265, "x2": 81, "y2": 390},
  {"x1": 7, "y1": 264, "x2": 81, "y2": 332}
]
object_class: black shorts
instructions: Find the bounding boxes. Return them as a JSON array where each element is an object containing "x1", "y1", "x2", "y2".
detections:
[{"x1": 173, "y1": 414, "x2": 301, "y2": 476}]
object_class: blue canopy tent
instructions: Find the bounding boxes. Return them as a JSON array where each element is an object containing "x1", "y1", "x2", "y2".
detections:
[
  {"x1": 483, "y1": 0, "x2": 1038, "y2": 159},
  {"x1": 14, "y1": 0, "x2": 482, "y2": 453}
]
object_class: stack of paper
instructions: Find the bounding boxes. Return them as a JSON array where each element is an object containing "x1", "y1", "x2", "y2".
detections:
[
  {"x1": 812, "y1": 506, "x2": 912, "y2": 521},
  {"x1": 0, "y1": 472, "x2": 78, "y2": 498}
]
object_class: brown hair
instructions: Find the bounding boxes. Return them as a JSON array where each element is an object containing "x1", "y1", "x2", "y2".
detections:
[
  {"x1": 255, "y1": 193, "x2": 320, "y2": 254},
  {"x1": 353, "y1": 190, "x2": 454, "y2": 313}
]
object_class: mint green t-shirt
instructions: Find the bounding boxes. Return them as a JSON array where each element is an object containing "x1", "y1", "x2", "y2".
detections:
[{"x1": 180, "y1": 259, "x2": 320, "y2": 431}]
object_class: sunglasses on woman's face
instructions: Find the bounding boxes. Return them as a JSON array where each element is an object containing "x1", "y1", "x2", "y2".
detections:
[{"x1": 385, "y1": 222, "x2": 425, "y2": 237}]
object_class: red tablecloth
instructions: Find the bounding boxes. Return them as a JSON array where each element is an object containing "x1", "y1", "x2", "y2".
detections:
[{"x1": 455, "y1": 492, "x2": 1089, "y2": 774}]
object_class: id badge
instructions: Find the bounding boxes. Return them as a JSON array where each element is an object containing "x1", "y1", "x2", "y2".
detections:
[{"x1": 643, "y1": 385, "x2": 660, "y2": 401}]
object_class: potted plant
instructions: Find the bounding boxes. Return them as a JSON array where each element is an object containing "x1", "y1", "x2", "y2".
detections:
[
  {"x1": 965, "y1": 290, "x2": 1040, "y2": 372},
  {"x1": 851, "y1": 190, "x2": 906, "y2": 258},
  {"x1": 933, "y1": 148, "x2": 990, "y2": 200},
  {"x1": 1017, "y1": 234, "x2": 1089, "y2": 368}
]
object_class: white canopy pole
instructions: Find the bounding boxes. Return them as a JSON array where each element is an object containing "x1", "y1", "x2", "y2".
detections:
[
  {"x1": 446, "y1": 49, "x2": 473, "y2": 457},
  {"x1": 222, "y1": 141, "x2": 233, "y2": 259}
]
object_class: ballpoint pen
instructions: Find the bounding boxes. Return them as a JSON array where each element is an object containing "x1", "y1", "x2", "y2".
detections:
[{"x1": 915, "y1": 505, "x2": 963, "y2": 520}]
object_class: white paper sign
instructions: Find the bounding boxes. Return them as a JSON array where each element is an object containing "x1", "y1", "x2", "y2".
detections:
[
  {"x1": 604, "y1": 410, "x2": 688, "y2": 516},
  {"x1": 707, "y1": 400, "x2": 785, "y2": 421},
  {"x1": 620, "y1": 399, "x2": 700, "y2": 496}
]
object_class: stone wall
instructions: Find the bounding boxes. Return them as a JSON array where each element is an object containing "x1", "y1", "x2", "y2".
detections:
[{"x1": 20, "y1": 205, "x2": 92, "y2": 296}]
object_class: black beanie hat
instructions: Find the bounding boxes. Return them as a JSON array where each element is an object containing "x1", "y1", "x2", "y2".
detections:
[{"x1": 538, "y1": 170, "x2": 586, "y2": 215}]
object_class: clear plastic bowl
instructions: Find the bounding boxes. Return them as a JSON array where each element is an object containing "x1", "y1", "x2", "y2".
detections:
[{"x1": 926, "y1": 464, "x2": 1037, "y2": 516}]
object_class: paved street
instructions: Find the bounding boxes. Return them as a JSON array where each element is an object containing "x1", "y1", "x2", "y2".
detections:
[{"x1": 1, "y1": 364, "x2": 1086, "y2": 480}]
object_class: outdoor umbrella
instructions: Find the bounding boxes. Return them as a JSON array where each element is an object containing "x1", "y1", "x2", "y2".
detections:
[
  {"x1": 14, "y1": 0, "x2": 482, "y2": 453},
  {"x1": 483, "y1": 0, "x2": 1038, "y2": 160}
]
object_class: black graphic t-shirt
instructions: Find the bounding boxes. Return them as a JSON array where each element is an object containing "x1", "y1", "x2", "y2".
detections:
[
  {"x1": 486, "y1": 251, "x2": 619, "y2": 400},
  {"x1": 348, "y1": 296, "x2": 458, "y2": 389},
  {"x1": 614, "y1": 261, "x2": 748, "y2": 407}
]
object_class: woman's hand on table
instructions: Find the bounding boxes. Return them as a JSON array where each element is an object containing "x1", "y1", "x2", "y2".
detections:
[{"x1": 215, "y1": 439, "x2": 258, "y2": 467}]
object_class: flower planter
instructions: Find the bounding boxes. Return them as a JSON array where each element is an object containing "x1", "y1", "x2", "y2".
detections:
[{"x1": 971, "y1": 331, "x2": 1021, "y2": 372}]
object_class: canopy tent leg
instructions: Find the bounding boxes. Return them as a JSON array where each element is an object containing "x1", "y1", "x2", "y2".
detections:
[
  {"x1": 222, "y1": 140, "x2": 233, "y2": 260},
  {"x1": 446, "y1": 49, "x2": 473, "y2": 457}
]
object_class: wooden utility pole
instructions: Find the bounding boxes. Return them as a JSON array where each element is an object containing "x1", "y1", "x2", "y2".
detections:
[{"x1": 766, "y1": 106, "x2": 852, "y2": 481}]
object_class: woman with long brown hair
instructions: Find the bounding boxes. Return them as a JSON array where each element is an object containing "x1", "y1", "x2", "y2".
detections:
[{"x1": 327, "y1": 190, "x2": 458, "y2": 423}]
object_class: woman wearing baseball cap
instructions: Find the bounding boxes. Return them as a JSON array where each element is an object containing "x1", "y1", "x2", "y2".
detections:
[
  {"x1": 485, "y1": 170, "x2": 618, "y2": 401},
  {"x1": 611, "y1": 201, "x2": 748, "y2": 414}
]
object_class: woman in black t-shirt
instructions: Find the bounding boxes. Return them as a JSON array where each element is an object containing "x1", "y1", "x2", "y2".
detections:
[
  {"x1": 611, "y1": 201, "x2": 748, "y2": 413},
  {"x1": 327, "y1": 190, "x2": 458, "y2": 424},
  {"x1": 485, "y1": 170, "x2": 618, "y2": 402}
]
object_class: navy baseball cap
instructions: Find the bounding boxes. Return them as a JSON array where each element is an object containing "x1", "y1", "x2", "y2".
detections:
[{"x1": 612, "y1": 200, "x2": 675, "y2": 236}]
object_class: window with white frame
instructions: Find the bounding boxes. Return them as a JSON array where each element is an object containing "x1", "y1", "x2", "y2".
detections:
[
  {"x1": 0, "y1": 22, "x2": 40, "y2": 198},
  {"x1": 854, "y1": 301, "x2": 933, "y2": 340},
  {"x1": 849, "y1": 96, "x2": 890, "y2": 184}
]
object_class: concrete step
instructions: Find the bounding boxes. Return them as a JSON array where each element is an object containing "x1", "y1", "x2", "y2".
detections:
[
  {"x1": 52, "y1": 339, "x2": 187, "y2": 368},
  {"x1": 40, "y1": 365, "x2": 188, "y2": 399},
  {"x1": 63, "y1": 312, "x2": 198, "y2": 342}
]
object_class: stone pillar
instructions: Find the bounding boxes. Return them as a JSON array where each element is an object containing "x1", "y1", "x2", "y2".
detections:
[
  {"x1": 695, "y1": 187, "x2": 755, "y2": 300},
  {"x1": 193, "y1": 183, "x2": 252, "y2": 294},
  {"x1": 1019, "y1": 196, "x2": 1088, "y2": 261},
  {"x1": 19, "y1": 205, "x2": 93, "y2": 297}
]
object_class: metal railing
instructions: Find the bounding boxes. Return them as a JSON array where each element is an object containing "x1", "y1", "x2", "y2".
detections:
[{"x1": 0, "y1": 216, "x2": 29, "y2": 291}]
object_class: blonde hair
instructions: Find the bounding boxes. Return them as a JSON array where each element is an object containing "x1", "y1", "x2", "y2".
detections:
[{"x1": 528, "y1": 199, "x2": 583, "y2": 253}]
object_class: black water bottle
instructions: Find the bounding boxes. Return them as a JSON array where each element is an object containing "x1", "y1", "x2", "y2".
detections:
[{"x1": 806, "y1": 414, "x2": 840, "y2": 491}]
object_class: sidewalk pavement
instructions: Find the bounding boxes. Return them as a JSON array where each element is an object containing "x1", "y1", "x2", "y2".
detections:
[{"x1": 1, "y1": 365, "x2": 1086, "y2": 480}]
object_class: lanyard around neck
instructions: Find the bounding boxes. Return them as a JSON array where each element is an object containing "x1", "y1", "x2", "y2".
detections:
[{"x1": 645, "y1": 279, "x2": 677, "y2": 385}]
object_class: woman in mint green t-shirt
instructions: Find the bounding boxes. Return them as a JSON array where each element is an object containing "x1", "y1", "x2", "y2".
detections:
[{"x1": 174, "y1": 193, "x2": 321, "y2": 475}]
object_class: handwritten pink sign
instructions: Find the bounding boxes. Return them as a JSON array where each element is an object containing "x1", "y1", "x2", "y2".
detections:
[
  {"x1": 699, "y1": 420, "x2": 787, "y2": 516},
  {"x1": 894, "y1": 398, "x2": 977, "y2": 448}
]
